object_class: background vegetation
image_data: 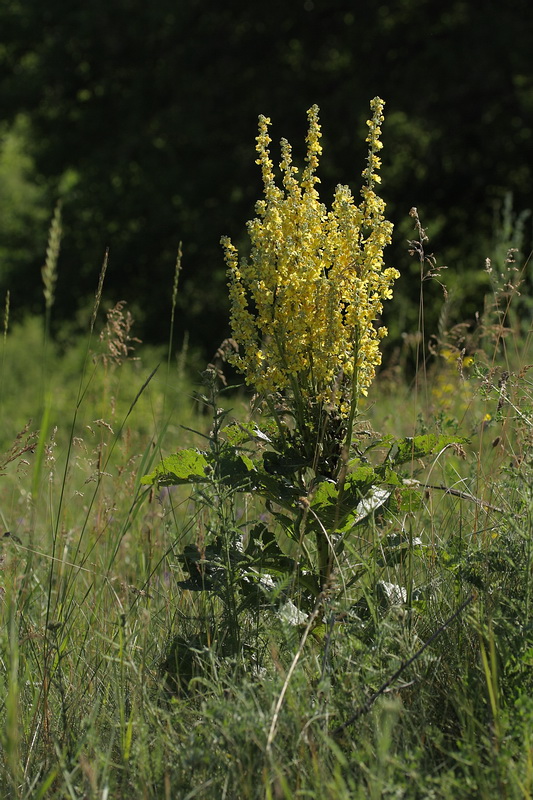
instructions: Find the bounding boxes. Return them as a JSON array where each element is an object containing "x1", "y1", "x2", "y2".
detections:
[{"x1": 1, "y1": 0, "x2": 532, "y2": 354}]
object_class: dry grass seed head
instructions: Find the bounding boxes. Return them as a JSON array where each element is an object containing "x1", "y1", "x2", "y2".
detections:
[
  {"x1": 97, "y1": 301, "x2": 141, "y2": 366},
  {"x1": 0, "y1": 422, "x2": 38, "y2": 475}
]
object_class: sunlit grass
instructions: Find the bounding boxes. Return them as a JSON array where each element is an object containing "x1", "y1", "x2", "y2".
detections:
[{"x1": 0, "y1": 290, "x2": 531, "y2": 798}]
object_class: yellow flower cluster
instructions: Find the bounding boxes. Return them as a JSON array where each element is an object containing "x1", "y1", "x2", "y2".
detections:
[{"x1": 221, "y1": 98, "x2": 399, "y2": 409}]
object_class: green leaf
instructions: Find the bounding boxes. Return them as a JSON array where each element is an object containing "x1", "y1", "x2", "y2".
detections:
[
  {"x1": 244, "y1": 524, "x2": 291, "y2": 567},
  {"x1": 217, "y1": 447, "x2": 256, "y2": 488},
  {"x1": 270, "y1": 510, "x2": 298, "y2": 536},
  {"x1": 387, "y1": 434, "x2": 469, "y2": 466},
  {"x1": 223, "y1": 421, "x2": 272, "y2": 446},
  {"x1": 375, "y1": 465, "x2": 402, "y2": 486},
  {"x1": 310, "y1": 466, "x2": 378, "y2": 531},
  {"x1": 263, "y1": 449, "x2": 311, "y2": 476},
  {"x1": 388, "y1": 486, "x2": 424, "y2": 514},
  {"x1": 310, "y1": 478, "x2": 339, "y2": 508},
  {"x1": 222, "y1": 422, "x2": 253, "y2": 447},
  {"x1": 255, "y1": 472, "x2": 301, "y2": 511},
  {"x1": 141, "y1": 449, "x2": 209, "y2": 486}
]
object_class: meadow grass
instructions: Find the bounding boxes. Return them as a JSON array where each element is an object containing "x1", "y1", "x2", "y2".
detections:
[
  {"x1": 0, "y1": 269, "x2": 531, "y2": 800},
  {"x1": 1, "y1": 166, "x2": 532, "y2": 800}
]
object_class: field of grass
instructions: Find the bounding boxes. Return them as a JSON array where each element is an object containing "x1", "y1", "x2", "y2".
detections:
[
  {"x1": 0, "y1": 258, "x2": 532, "y2": 800},
  {"x1": 1, "y1": 111, "x2": 532, "y2": 796}
]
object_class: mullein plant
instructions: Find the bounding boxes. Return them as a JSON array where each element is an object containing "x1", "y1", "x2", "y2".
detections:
[
  {"x1": 144, "y1": 98, "x2": 466, "y2": 608},
  {"x1": 220, "y1": 99, "x2": 398, "y2": 586},
  {"x1": 222, "y1": 99, "x2": 397, "y2": 426}
]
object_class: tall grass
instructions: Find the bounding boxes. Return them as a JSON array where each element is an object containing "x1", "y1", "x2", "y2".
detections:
[{"x1": 0, "y1": 236, "x2": 532, "y2": 800}]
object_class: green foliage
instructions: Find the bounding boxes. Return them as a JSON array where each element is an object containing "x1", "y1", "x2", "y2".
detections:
[
  {"x1": 0, "y1": 2, "x2": 532, "y2": 350},
  {"x1": 142, "y1": 449, "x2": 210, "y2": 486},
  {"x1": 143, "y1": 381, "x2": 470, "y2": 611},
  {"x1": 0, "y1": 116, "x2": 49, "y2": 303}
]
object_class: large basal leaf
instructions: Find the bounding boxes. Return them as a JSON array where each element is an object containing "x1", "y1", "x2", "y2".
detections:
[
  {"x1": 255, "y1": 472, "x2": 302, "y2": 511},
  {"x1": 141, "y1": 449, "x2": 209, "y2": 486},
  {"x1": 387, "y1": 434, "x2": 469, "y2": 466}
]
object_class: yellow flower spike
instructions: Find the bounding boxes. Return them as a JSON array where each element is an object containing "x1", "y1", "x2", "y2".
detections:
[{"x1": 222, "y1": 98, "x2": 399, "y2": 413}]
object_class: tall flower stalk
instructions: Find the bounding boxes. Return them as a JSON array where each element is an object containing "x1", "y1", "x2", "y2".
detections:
[
  {"x1": 222, "y1": 99, "x2": 398, "y2": 478},
  {"x1": 145, "y1": 98, "x2": 467, "y2": 603},
  {"x1": 219, "y1": 99, "x2": 399, "y2": 589}
]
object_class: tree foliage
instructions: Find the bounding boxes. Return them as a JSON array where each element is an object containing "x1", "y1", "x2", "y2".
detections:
[{"x1": 0, "y1": 0, "x2": 532, "y2": 351}]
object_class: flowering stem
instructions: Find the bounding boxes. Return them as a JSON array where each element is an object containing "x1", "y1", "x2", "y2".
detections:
[
  {"x1": 222, "y1": 98, "x2": 398, "y2": 596},
  {"x1": 343, "y1": 327, "x2": 361, "y2": 473},
  {"x1": 264, "y1": 395, "x2": 287, "y2": 447}
]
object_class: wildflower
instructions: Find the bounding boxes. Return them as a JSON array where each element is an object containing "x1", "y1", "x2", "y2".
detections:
[{"x1": 222, "y1": 98, "x2": 399, "y2": 413}]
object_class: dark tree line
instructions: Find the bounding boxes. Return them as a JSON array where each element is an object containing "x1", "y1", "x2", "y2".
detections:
[{"x1": 1, "y1": 0, "x2": 532, "y2": 355}]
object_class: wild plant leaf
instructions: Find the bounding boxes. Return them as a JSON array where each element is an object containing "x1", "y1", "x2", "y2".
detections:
[
  {"x1": 251, "y1": 554, "x2": 297, "y2": 575},
  {"x1": 310, "y1": 478, "x2": 340, "y2": 509},
  {"x1": 244, "y1": 523, "x2": 289, "y2": 563},
  {"x1": 309, "y1": 624, "x2": 327, "y2": 643},
  {"x1": 255, "y1": 472, "x2": 301, "y2": 511},
  {"x1": 223, "y1": 421, "x2": 273, "y2": 446},
  {"x1": 240, "y1": 539, "x2": 298, "y2": 587},
  {"x1": 244, "y1": 522, "x2": 271, "y2": 556},
  {"x1": 374, "y1": 464, "x2": 402, "y2": 486},
  {"x1": 345, "y1": 465, "x2": 381, "y2": 491},
  {"x1": 355, "y1": 434, "x2": 395, "y2": 459},
  {"x1": 141, "y1": 449, "x2": 209, "y2": 486},
  {"x1": 217, "y1": 447, "x2": 256, "y2": 488},
  {"x1": 252, "y1": 426, "x2": 273, "y2": 443},
  {"x1": 309, "y1": 466, "x2": 378, "y2": 530},
  {"x1": 263, "y1": 449, "x2": 311, "y2": 476},
  {"x1": 221, "y1": 422, "x2": 253, "y2": 447},
  {"x1": 270, "y1": 510, "x2": 299, "y2": 536},
  {"x1": 387, "y1": 486, "x2": 424, "y2": 514},
  {"x1": 352, "y1": 487, "x2": 392, "y2": 525},
  {"x1": 175, "y1": 542, "x2": 220, "y2": 589},
  {"x1": 387, "y1": 434, "x2": 469, "y2": 466},
  {"x1": 240, "y1": 453, "x2": 255, "y2": 472}
]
